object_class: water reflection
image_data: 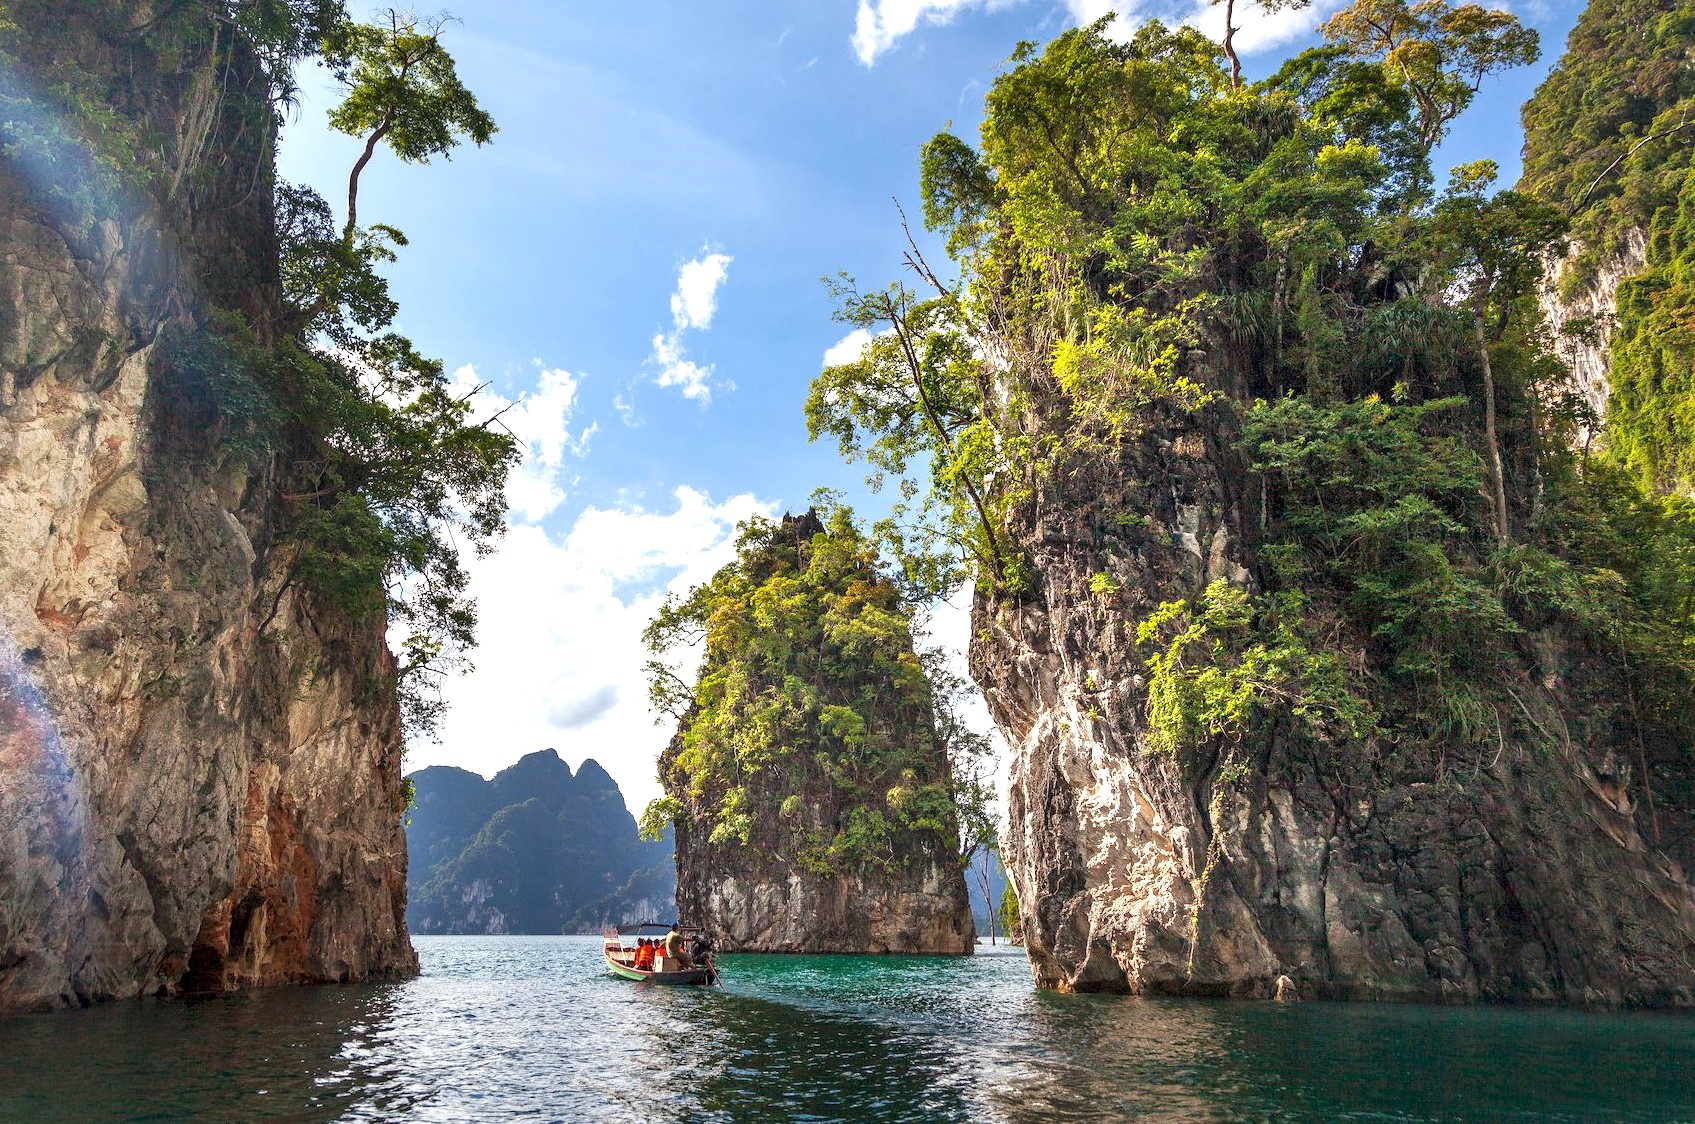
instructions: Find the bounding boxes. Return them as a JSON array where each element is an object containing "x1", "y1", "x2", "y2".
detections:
[
  {"x1": 1, "y1": 937, "x2": 1692, "y2": 1123},
  {"x1": 0, "y1": 984, "x2": 420, "y2": 1121}
]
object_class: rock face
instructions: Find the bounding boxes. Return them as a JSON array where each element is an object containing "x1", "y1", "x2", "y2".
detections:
[
  {"x1": 405, "y1": 750, "x2": 675, "y2": 934},
  {"x1": 661, "y1": 511, "x2": 974, "y2": 954},
  {"x1": 674, "y1": 824, "x2": 972, "y2": 954},
  {"x1": 0, "y1": 5, "x2": 415, "y2": 1012},
  {"x1": 1538, "y1": 230, "x2": 1647, "y2": 440},
  {"x1": 977, "y1": 405, "x2": 1695, "y2": 1005}
]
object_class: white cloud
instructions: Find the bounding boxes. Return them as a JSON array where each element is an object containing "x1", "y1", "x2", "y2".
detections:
[
  {"x1": 613, "y1": 392, "x2": 640, "y2": 427},
  {"x1": 650, "y1": 332, "x2": 715, "y2": 402},
  {"x1": 852, "y1": 0, "x2": 1017, "y2": 65},
  {"x1": 855, "y1": 0, "x2": 1330, "y2": 66},
  {"x1": 1181, "y1": 0, "x2": 1337, "y2": 55},
  {"x1": 649, "y1": 251, "x2": 735, "y2": 405},
  {"x1": 448, "y1": 364, "x2": 596, "y2": 524},
  {"x1": 1063, "y1": 0, "x2": 1139, "y2": 38},
  {"x1": 409, "y1": 486, "x2": 775, "y2": 812},
  {"x1": 822, "y1": 327, "x2": 874, "y2": 368},
  {"x1": 670, "y1": 252, "x2": 733, "y2": 331}
]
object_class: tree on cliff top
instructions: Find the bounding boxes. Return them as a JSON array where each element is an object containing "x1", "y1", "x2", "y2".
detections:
[
  {"x1": 323, "y1": 7, "x2": 496, "y2": 240},
  {"x1": 0, "y1": 2, "x2": 517, "y2": 737},
  {"x1": 640, "y1": 505, "x2": 990, "y2": 877},
  {"x1": 810, "y1": 9, "x2": 1695, "y2": 805}
]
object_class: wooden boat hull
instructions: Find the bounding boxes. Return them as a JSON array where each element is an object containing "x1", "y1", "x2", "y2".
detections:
[{"x1": 603, "y1": 947, "x2": 716, "y2": 985}]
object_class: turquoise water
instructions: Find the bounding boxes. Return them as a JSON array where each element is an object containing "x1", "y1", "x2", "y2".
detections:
[{"x1": 2, "y1": 936, "x2": 1694, "y2": 1121}]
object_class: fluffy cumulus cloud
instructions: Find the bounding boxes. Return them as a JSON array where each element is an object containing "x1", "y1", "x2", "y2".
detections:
[
  {"x1": 853, "y1": 0, "x2": 1330, "y2": 65},
  {"x1": 671, "y1": 253, "x2": 733, "y2": 330},
  {"x1": 1177, "y1": 0, "x2": 1339, "y2": 56},
  {"x1": 822, "y1": 327, "x2": 874, "y2": 368},
  {"x1": 448, "y1": 364, "x2": 596, "y2": 524},
  {"x1": 852, "y1": 0, "x2": 1013, "y2": 65},
  {"x1": 650, "y1": 251, "x2": 734, "y2": 404},
  {"x1": 407, "y1": 486, "x2": 773, "y2": 811}
]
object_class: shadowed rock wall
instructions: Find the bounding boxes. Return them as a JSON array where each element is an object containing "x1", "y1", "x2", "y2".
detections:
[
  {"x1": 0, "y1": 2, "x2": 415, "y2": 1013},
  {"x1": 978, "y1": 407, "x2": 1695, "y2": 1004}
]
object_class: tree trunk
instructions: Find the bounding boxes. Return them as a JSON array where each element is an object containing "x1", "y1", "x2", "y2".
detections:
[
  {"x1": 1223, "y1": 0, "x2": 1242, "y2": 90},
  {"x1": 1474, "y1": 289, "x2": 1510, "y2": 548},
  {"x1": 344, "y1": 114, "x2": 394, "y2": 243}
]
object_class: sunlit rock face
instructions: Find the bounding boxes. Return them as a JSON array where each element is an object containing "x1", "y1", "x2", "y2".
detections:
[
  {"x1": 0, "y1": 5, "x2": 414, "y2": 1013},
  {"x1": 1538, "y1": 229, "x2": 1648, "y2": 443},
  {"x1": 674, "y1": 826, "x2": 974, "y2": 954},
  {"x1": 975, "y1": 390, "x2": 1695, "y2": 1006}
]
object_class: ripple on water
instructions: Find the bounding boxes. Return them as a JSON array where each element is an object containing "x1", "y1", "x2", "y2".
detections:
[{"x1": 1, "y1": 936, "x2": 1693, "y2": 1122}]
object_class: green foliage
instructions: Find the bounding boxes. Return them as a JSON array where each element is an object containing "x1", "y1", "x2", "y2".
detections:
[
  {"x1": 1520, "y1": 0, "x2": 1695, "y2": 495},
  {"x1": 1603, "y1": 176, "x2": 1695, "y2": 493},
  {"x1": 323, "y1": 7, "x2": 496, "y2": 235},
  {"x1": 811, "y1": 12, "x2": 1695, "y2": 806},
  {"x1": 997, "y1": 876, "x2": 1022, "y2": 942},
  {"x1": 325, "y1": 9, "x2": 496, "y2": 160},
  {"x1": 806, "y1": 276, "x2": 1014, "y2": 597},
  {"x1": 1138, "y1": 582, "x2": 1376, "y2": 756},
  {"x1": 638, "y1": 796, "x2": 683, "y2": 843},
  {"x1": 644, "y1": 507, "x2": 988, "y2": 875},
  {"x1": 1520, "y1": 0, "x2": 1695, "y2": 269},
  {"x1": 1322, "y1": 0, "x2": 1539, "y2": 151}
]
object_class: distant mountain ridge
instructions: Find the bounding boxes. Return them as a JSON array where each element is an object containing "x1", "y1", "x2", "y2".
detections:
[{"x1": 405, "y1": 750, "x2": 674, "y2": 934}]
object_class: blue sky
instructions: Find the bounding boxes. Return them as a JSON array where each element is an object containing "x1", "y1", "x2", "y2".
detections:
[{"x1": 278, "y1": 0, "x2": 1586, "y2": 809}]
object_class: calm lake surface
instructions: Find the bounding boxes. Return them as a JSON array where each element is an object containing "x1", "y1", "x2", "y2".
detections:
[{"x1": 2, "y1": 936, "x2": 1694, "y2": 1121}]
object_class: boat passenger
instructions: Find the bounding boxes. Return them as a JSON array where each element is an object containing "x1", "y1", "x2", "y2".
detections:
[
  {"x1": 634, "y1": 940, "x2": 654, "y2": 971},
  {"x1": 664, "y1": 923, "x2": 693, "y2": 969}
]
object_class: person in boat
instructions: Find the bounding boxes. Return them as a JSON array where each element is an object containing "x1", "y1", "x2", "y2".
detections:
[
  {"x1": 663, "y1": 923, "x2": 693, "y2": 969},
  {"x1": 634, "y1": 939, "x2": 655, "y2": 971}
]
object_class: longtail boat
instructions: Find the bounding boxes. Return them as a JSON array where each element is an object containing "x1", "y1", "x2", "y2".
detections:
[{"x1": 603, "y1": 922, "x2": 718, "y2": 985}]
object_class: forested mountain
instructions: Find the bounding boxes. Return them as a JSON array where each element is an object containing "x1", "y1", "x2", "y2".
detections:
[
  {"x1": 645, "y1": 509, "x2": 979, "y2": 953},
  {"x1": 809, "y1": 2, "x2": 1695, "y2": 1001},
  {"x1": 406, "y1": 751, "x2": 673, "y2": 934},
  {"x1": 1522, "y1": 0, "x2": 1695, "y2": 491}
]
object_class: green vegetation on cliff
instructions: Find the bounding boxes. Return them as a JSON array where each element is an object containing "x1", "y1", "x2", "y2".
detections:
[
  {"x1": 1521, "y1": 0, "x2": 1695, "y2": 493},
  {"x1": 0, "y1": 2, "x2": 513, "y2": 735},
  {"x1": 642, "y1": 507, "x2": 990, "y2": 877},
  {"x1": 811, "y1": 9, "x2": 1695, "y2": 804}
]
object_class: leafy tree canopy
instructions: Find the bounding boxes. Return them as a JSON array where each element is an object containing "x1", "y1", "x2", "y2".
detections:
[
  {"x1": 642, "y1": 505, "x2": 992, "y2": 877},
  {"x1": 809, "y1": 6, "x2": 1695, "y2": 800}
]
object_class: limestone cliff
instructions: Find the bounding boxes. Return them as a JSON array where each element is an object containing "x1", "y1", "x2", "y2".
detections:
[
  {"x1": 977, "y1": 434, "x2": 1695, "y2": 1002},
  {"x1": 913, "y1": 18, "x2": 1695, "y2": 1005},
  {"x1": 657, "y1": 511, "x2": 974, "y2": 954},
  {"x1": 1537, "y1": 230, "x2": 1646, "y2": 440},
  {"x1": 1521, "y1": 0, "x2": 1695, "y2": 460},
  {"x1": 0, "y1": 3, "x2": 415, "y2": 1012}
]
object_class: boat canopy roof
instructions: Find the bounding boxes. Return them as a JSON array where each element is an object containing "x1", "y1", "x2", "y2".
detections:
[{"x1": 613, "y1": 921, "x2": 703, "y2": 935}]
